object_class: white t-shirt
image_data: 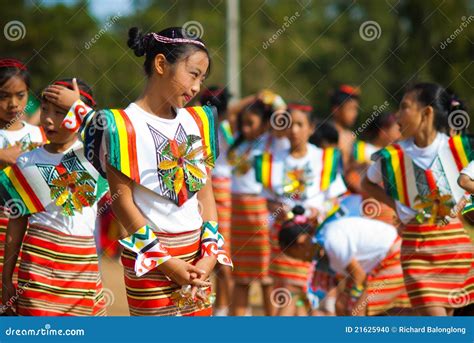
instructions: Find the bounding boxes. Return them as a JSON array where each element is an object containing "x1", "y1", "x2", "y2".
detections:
[
  {"x1": 461, "y1": 161, "x2": 474, "y2": 180},
  {"x1": 124, "y1": 103, "x2": 203, "y2": 233},
  {"x1": 21, "y1": 141, "x2": 99, "y2": 236},
  {"x1": 366, "y1": 133, "x2": 448, "y2": 223},
  {"x1": 323, "y1": 217, "x2": 397, "y2": 275},
  {"x1": 269, "y1": 143, "x2": 347, "y2": 212},
  {"x1": 0, "y1": 121, "x2": 44, "y2": 149}
]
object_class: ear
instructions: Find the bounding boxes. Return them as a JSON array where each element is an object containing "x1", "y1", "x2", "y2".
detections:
[
  {"x1": 153, "y1": 54, "x2": 167, "y2": 76},
  {"x1": 296, "y1": 234, "x2": 307, "y2": 245}
]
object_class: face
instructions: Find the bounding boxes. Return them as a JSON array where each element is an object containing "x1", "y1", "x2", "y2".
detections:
[
  {"x1": 334, "y1": 99, "x2": 359, "y2": 128},
  {"x1": 162, "y1": 50, "x2": 209, "y2": 108},
  {"x1": 378, "y1": 122, "x2": 401, "y2": 146},
  {"x1": 40, "y1": 100, "x2": 76, "y2": 144},
  {"x1": 0, "y1": 76, "x2": 28, "y2": 125},
  {"x1": 241, "y1": 111, "x2": 264, "y2": 141},
  {"x1": 288, "y1": 110, "x2": 314, "y2": 150},
  {"x1": 397, "y1": 91, "x2": 426, "y2": 140}
]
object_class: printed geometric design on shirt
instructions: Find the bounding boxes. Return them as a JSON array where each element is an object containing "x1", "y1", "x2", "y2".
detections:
[
  {"x1": 7, "y1": 133, "x2": 39, "y2": 152},
  {"x1": 36, "y1": 150, "x2": 96, "y2": 216},
  {"x1": 282, "y1": 161, "x2": 313, "y2": 199},
  {"x1": 413, "y1": 163, "x2": 431, "y2": 198},
  {"x1": 148, "y1": 123, "x2": 208, "y2": 205},
  {"x1": 430, "y1": 157, "x2": 455, "y2": 205}
]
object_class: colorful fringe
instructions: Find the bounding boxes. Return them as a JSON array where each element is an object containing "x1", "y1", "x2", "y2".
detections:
[
  {"x1": 401, "y1": 221, "x2": 474, "y2": 308},
  {"x1": 353, "y1": 140, "x2": 370, "y2": 164},
  {"x1": 121, "y1": 229, "x2": 212, "y2": 316},
  {"x1": 320, "y1": 147, "x2": 341, "y2": 191},
  {"x1": 230, "y1": 194, "x2": 270, "y2": 284},
  {"x1": 365, "y1": 237, "x2": 411, "y2": 315},
  {"x1": 17, "y1": 225, "x2": 106, "y2": 316}
]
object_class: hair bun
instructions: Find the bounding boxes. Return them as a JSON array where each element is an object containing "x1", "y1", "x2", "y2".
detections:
[
  {"x1": 127, "y1": 27, "x2": 146, "y2": 57},
  {"x1": 292, "y1": 205, "x2": 305, "y2": 216}
]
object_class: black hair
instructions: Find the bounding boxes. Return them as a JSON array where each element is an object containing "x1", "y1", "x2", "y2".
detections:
[
  {"x1": 42, "y1": 78, "x2": 96, "y2": 109},
  {"x1": 227, "y1": 99, "x2": 272, "y2": 154},
  {"x1": 278, "y1": 206, "x2": 313, "y2": 251},
  {"x1": 310, "y1": 121, "x2": 339, "y2": 148},
  {"x1": 363, "y1": 112, "x2": 397, "y2": 142},
  {"x1": 330, "y1": 85, "x2": 360, "y2": 108},
  {"x1": 199, "y1": 86, "x2": 230, "y2": 117},
  {"x1": 405, "y1": 82, "x2": 468, "y2": 134},
  {"x1": 127, "y1": 27, "x2": 211, "y2": 77},
  {"x1": 0, "y1": 62, "x2": 30, "y2": 89}
]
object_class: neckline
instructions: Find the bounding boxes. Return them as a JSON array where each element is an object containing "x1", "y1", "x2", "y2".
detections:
[{"x1": 130, "y1": 102, "x2": 180, "y2": 123}]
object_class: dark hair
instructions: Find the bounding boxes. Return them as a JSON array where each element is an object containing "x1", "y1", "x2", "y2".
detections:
[
  {"x1": 310, "y1": 121, "x2": 339, "y2": 147},
  {"x1": 0, "y1": 59, "x2": 30, "y2": 89},
  {"x1": 288, "y1": 102, "x2": 316, "y2": 125},
  {"x1": 278, "y1": 206, "x2": 312, "y2": 251},
  {"x1": 42, "y1": 78, "x2": 96, "y2": 108},
  {"x1": 227, "y1": 99, "x2": 271, "y2": 153},
  {"x1": 330, "y1": 84, "x2": 360, "y2": 108},
  {"x1": 363, "y1": 112, "x2": 397, "y2": 142},
  {"x1": 200, "y1": 86, "x2": 230, "y2": 117},
  {"x1": 127, "y1": 27, "x2": 211, "y2": 77},
  {"x1": 405, "y1": 82, "x2": 468, "y2": 133}
]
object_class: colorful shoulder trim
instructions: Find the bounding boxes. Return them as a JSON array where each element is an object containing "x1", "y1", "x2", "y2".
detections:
[
  {"x1": 320, "y1": 147, "x2": 342, "y2": 191},
  {"x1": 254, "y1": 152, "x2": 273, "y2": 189}
]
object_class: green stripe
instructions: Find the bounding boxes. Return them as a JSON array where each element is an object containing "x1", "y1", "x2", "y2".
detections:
[
  {"x1": 330, "y1": 149, "x2": 341, "y2": 183},
  {"x1": 220, "y1": 121, "x2": 234, "y2": 145},
  {"x1": 254, "y1": 154, "x2": 263, "y2": 183},
  {"x1": 461, "y1": 134, "x2": 474, "y2": 161},
  {"x1": 380, "y1": 148, "x2": 399, "y2": 201},
  {"x1": 353, "y1": 141, "x2": 360, "y2": 161},
  {"x1": 203, "y1": 106, "x2": 218, "y2": 160},
  {"x1": 105, "y1": 110, "x2": 121, "y2": 171},
  {"x1": 0, "y1": 170, "x2": 29, "y2": 216}
]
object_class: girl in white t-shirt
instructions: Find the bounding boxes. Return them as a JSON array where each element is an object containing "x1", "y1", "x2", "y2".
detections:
[
  {"x1": 362, "y1": 82, "x2": 474, "y2": 316},
  {"x1": 1, "y1": 78, "x2": 107, "y2": 316}
]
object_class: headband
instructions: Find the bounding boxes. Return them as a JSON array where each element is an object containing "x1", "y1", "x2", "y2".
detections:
[
  {"x1": 0, "y1": 58, "x2": 27, "y2": 70},
  {"x1": 147, "y1": 32, "x2": 206, "y2": 48},
  {"x1": 288, "y1": 103, "x2": 313, "y2": 112},
  {"x1": 338, "y1": 84, "x2": 360, "y2": 96},
  {"x1": 53, "y1": 81, "x2": 96, "y2": 107}
]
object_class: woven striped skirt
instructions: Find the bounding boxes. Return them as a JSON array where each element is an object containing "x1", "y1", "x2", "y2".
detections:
[
  {"x1": 269, "y1": 223, "x2": 312, "y2": 289},
  {"x1": 17, "y1": 224, "x2": 106, "y2": 316},
  {"x1": 365, "y1": 236, "x2": 411, "y2": 315},
  {"x1": 121, "y1": 229, "x2": 212, "y2": 316},
  {"x1": 230, "y1": 194, "x2": 270, "y2": 284},
  {"x1": 212, "y1": 177, "x2": 232, "y2": 248},
  {"x1": 401, "y1": 221, "x2": 474, "y2": 308}
]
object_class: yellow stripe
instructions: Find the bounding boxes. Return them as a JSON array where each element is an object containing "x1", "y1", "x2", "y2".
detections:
[
  {"x1": 386, "y1": 145, "x2": 406, "y2": 205},
  {"x1": 453, "y1": 135, "x2": 469, "y2": 167},
  {"x1": 357, "y1": 141, "x2": 366, "y2": 162},
  {"x1": 7, "y1": 167, "x2": 38, "y2": 213},
  {"x1": 321, "y1": 148, "x2": 333, "y2": 190},
  {"x1": 194, "y1": 107, "x2": 212, "y2": 158},
  {"x1": 262, "y1": 153, "x2": 271, "y2": 188},
  {"x1": 111, "y1": 109, "x2": 131, "y2": 177}
]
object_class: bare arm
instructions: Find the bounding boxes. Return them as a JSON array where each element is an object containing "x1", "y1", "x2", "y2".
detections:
[
  {"x1": 458, "y1": 174, "x2": 474, "y2": 194},
  {"x1": 361, "y1": 175, "x2": 396, "y2": 210},
  {"x1": 0, "y1": 144, "x2": 22, "y2": 169}
]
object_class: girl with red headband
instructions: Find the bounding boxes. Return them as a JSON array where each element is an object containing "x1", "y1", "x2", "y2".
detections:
[
  {"x1": 1, "y1": 78, "x2": 108, "y2": 316},
  {"x1": 0, "y1": 59, "x2": 47, "y2": 311},
  {"x1": 45, "y1": 27, "x2": 232, "y2": 317}
]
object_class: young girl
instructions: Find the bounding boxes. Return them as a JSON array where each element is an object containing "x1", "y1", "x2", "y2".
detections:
[
  {"x1": 1, "y1": 78, "x2": 107, "y2": 316},
  {"x1": 48, "y1": 27, "x2": 232, "y2": 317},
  {"x1": 278, "y1": 212, "x2": 411, "y2": 316},
  {"x1": 0, "y1": 59, "x2": 47, "y2": 310},
  {"x1": 199, "y1": 86, "x2": 234, "y2": 316},
  {"x1": 362, "y1": 82, "x2": 474, "y2": 316},
  {"x1": 254, "y1": 104, "x2": 347, "y2": 316}
]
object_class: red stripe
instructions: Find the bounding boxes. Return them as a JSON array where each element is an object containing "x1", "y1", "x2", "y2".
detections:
[
  {"x1": 186, "y1": 107, "x2": 208, "y2": 159},
  {"x1": 393, "y1": 144, "x2": 410, "y2": 205},
  {"x1": 320, "y1": 149, "x2": 326, "y2": 187},
  {"x1": 118, "y1": 110, "x2": 140, "y2": 182},
  {"x1": 448, "y1": 137, "x2": 464, "y2": 171},
  {"x1": 424, "y1": 169, "x2": 437, "y2": 193},
  {"x1": 55, "y1": 163, "x2": 67, "y2": 175},
  {"x1": 12, "y1": 165, "x2": 45, "y2": 212}
]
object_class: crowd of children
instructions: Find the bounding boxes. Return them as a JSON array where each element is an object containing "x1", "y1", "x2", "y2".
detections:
[{"x1": 0, "y1": 25, "x2": 473, "y2": 317}]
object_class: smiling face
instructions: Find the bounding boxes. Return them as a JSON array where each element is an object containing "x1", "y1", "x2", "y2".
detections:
[
  {"x1": 40, "y1": 100, "x2": 76, "y2": 145},
  {"x1": 0, "y1": 76, "x2": 28, "y2": 127},
  {"x1": 160, "y1": 50, "x2": 209, "y2": 109}
]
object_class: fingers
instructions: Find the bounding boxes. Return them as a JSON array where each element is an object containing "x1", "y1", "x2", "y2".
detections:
[
  {"x1": 72, "y1": 78, "x2": 80, "y2": 94},
  {"x1": 190, "y1": 278, "x2": 212, "y2": 288},
  {"x1": 187, "y1": 265, "x2": 206, "y2": 277}
]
